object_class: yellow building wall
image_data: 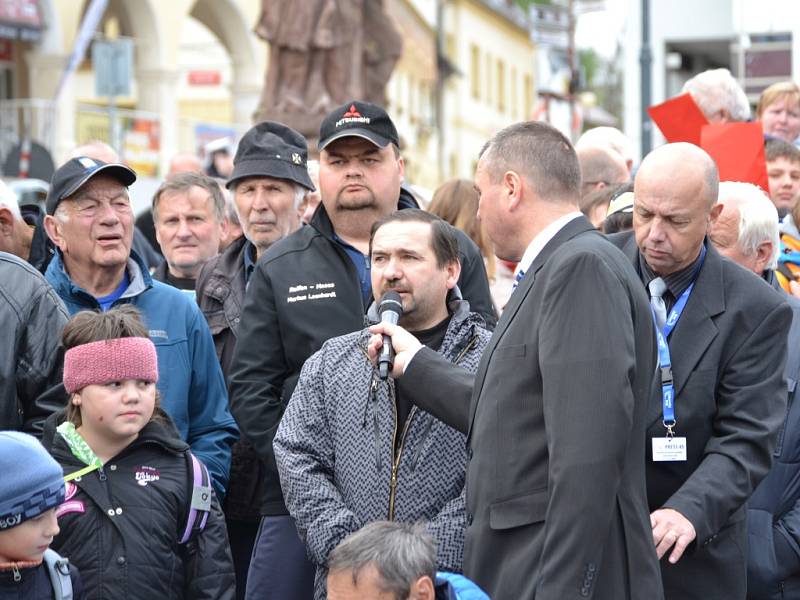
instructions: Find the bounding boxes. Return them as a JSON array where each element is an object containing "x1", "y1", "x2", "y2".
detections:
[{"x1": 444, "y1": 0, "x2": 536, "y2": 181}]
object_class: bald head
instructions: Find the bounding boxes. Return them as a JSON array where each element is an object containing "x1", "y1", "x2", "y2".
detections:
[
  {"x1": 576, "y1": 127, "x2": 634, "y2": 172},
  {"x1": 637, "y1": 143, "x2": 719, "y2": 208},
  {"x1": 71, "y1": 140, "x2": 120, "y2": 164},
  {"x1": 169, "y1": 153, "x2": 204, "y2": 175},
  {"x1": 633, "y1": 143, "x2": 722, "y2": 275},
  {"x1": 577, "y1": 146, "x2": 629, "y2": 197}
]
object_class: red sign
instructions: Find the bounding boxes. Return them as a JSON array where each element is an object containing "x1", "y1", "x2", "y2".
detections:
[{"x1": 188, "y1": 70, "x2": 221, "y2": 86}]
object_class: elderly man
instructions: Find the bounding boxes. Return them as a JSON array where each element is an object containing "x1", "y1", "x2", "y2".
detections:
[
  {"x1": 371, "y1": 121, "x2": 663, "y2": 598},
  {"x1": 609, "y1": 144, "x2": 791, "y2": 599},
  {"x1": 151, "y1": 172, "x2": 228, "y2": 294},
  {"x1": 576, "y1": 126, "x2": 635, "y2": 174},
  {"x1": 327, "y1": 521, "x2": 489, "y2": 600},
  {"x1": 274, "y1": 210, "x2": 491, "y2": 599},
  {"x1": 229, "y1": 100, "x2": 495, "y2": 600},
  {"x1": 195, "y1": 121, "x2": 312, "y2": 600},
  {"x1": 71, "y1": 141, "x2": 163, "y2": 270},
  {"x1": 682, "y1": 68, "x2": 751, "y2": 123},
  {"x1": 0, "y1": 180, "x2": 53, "y2": 272},
  {"x1": 708, "y1": 182, "x2": 800, "y2": 598},
  {"x1": 42, "y1": 156, "x2": 238, "y2": 499}
]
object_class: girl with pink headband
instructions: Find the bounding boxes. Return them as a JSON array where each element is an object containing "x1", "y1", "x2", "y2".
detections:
[{"x1": 42, "y1": 306, "x2": 235, "y2": 599}]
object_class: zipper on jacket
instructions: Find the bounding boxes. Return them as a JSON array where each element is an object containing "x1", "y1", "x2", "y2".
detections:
[
  {"x1": 388, "y1": 401, "x2": 417, "y2": 522},
  {"x1": 12, "y1": 564, "x2": 20, "y2": 582},
  {"x1": 98, "y1": 466, "x2": 107, "y2": 481},
  {"x1": 388, "y1": 332, "x2": 479, "y2": 520}
]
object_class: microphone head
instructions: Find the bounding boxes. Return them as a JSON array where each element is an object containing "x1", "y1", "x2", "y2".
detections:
[{"x1": 378, "y1": 290, "x2": 403, "y2": 317}]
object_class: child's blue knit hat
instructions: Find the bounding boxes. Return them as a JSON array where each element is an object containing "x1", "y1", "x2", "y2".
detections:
[{"x1": 0, "y1": 431, "x2": 65, "y2": 530}]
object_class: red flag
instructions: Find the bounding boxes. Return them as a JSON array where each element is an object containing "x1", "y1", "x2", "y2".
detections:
[
  {"x1": 647, "y1": 93, "x2": 709, "y2": 146},
  {"x1": 700, "y1": 122, "x2": 769, "y2": 192}
]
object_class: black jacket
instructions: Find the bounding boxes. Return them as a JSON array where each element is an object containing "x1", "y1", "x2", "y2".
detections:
[
  {"x1": 43, "y1": 413, "x2": 236, "y2": 600},
  {"x1": 196, "y1": 236, "x2": 265, "y2": 521},
  {"x1": 196, "y1": 236, "x2": 249, "y2": 378},
  {"x1": 20, "y1": 204, "x2": 54, "y2": 274},
  {"x1": 748, "y1": 275, "x2": 800, "y2": 599},
  {"x1": 229, "y1": 190, "x2": 497, "y2": 514},
  {"x1": 0, "y1": 252, "x2": 68, "y2": 434},
  {"x1": 0, "y1": 560, "x2": 84, "y2": 600}
]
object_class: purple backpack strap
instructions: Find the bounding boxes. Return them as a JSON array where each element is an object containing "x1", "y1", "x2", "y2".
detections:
[{"x1": 179, "y1": 453, "x2": 213, "y2": 544}]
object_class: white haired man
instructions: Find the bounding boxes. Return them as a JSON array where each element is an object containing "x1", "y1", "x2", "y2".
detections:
[
  {"x1": 682, "y1": 68, "x2": 751, "y2": 123},
  {"x1": 709, "y1": 181, "x2": 800, "y2": 598},
  {"x1": 0, "y1": 179, "x2": 53, "y2": 272}
]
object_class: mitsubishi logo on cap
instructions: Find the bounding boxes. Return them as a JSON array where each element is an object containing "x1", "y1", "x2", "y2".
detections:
[
  {"x1": 335, "y1": 104, "x2": 371, "y2": 128},
  {"x1": 342, "y1": 104, "x2": 362, "y2": 118}
]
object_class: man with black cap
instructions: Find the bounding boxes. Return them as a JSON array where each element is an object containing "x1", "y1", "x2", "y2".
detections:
[
  {"x1": 42, "y1": 156, "x2": 238, "y2": 500},
  {"x1": 195, "y1": 121, "x2": 313, "y2": 600},
  {"x1": 228, "y1": 101, "x2": 495, "y2": 600}
]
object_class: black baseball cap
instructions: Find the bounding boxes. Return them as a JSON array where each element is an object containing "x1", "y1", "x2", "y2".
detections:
[
  {"x1": 46, "y1": 157, "x2": 137, "y2": 215},
  {"x1": 318, "y1": 100, "x2": 400, "y2": 151},
  {"x1": 227, "y1": 122, "x2": 314, "y2": 191}
]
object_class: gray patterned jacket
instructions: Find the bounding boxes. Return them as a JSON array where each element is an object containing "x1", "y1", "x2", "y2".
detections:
[{"x1": 274, "y1": 298, "x2": 491, "y2": 599}]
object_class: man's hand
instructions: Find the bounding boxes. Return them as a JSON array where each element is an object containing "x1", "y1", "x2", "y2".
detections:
[
  {"x1": 367, "y1": 322, "x2": 423, "y2": 379},
  {"x1": 651, "y1": 508, "x2": 696, "y2": 564}
]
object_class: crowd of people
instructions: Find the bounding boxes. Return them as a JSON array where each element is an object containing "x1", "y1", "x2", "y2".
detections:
[{"x1": 2, "y1": 68, "x2": 800, "y2": 600}]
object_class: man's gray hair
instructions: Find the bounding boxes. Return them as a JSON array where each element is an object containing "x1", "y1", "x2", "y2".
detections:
[
  {"x1": 0, "y1": 180, "x2": 21, "y2": 220},
  {"x1": 718, "y1": 181, "x2": 779, "y2": 269},
  {"x1": 479, "y1": 121, "x2": 581, "y2": 203},
  {"x1": 327, "y1": 521, "x2": 436, "y2": 599},
  {"x1": 152, "y1": 172, "x2": 226, "y2": 223},
  {"x1": 293, "y1": 183, "x2": 308, "y2": 210},
  {"x1": 682, "y1": 68, "x2": 751, "y2": 122}
]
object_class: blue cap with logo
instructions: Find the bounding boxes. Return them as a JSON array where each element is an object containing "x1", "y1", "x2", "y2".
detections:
[{"x1": 46, "y1": 156, "x2": 136, "y2": 215}]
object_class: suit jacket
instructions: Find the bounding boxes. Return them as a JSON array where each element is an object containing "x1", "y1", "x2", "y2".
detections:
[
  {"x1": 610, "y1": 232, "x2": 791, "y2": 600},
  {"x1": 404, "y1": 216, "x2": 664, "y2": 599}
]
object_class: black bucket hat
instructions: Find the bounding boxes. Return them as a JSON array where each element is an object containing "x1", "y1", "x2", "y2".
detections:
[{"x1": 227, "y1": 122, "x2": 314, "y2": 191}]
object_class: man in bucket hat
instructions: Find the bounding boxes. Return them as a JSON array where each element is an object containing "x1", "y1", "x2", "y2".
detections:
[
  {"x1": 42, "y1": 156, "x2": 238, "y2": 501},
  {"x1": 228, "y1": 101, "x2": 495, "y2": 600},
  {"x1": 195, "y1": 121, "x2": 314, "y2": 600}
]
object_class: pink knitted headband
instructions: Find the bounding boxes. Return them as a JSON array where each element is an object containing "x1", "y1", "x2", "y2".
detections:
[{"x1": 63, "y1": 337, "x2": 159, "y2": 394}]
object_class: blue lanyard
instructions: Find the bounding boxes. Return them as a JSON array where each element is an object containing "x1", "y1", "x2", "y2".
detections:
[{"x1": 652, "y1": 245, "x2": 706, "y2": 437}]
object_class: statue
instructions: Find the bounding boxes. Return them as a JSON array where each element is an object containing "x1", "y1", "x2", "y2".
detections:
[{"x1": 253, "y1": 0, "x2": 402, "y2": 141}]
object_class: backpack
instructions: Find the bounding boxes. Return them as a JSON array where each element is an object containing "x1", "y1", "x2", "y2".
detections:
[
  {"x1": 43, "y1": 549, "x2": 72, "y2": 600},
  {"x1": 178, "y1": 452, "x2": 213, "y2": 545}
]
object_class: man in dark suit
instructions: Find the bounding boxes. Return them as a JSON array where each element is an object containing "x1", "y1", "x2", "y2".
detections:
[
  {"x1": 369, "y1": 121, "x2": 663, "y2": 599},
  {"x1": 611, "y1": 143, "x2": 791, "y2": 599}
]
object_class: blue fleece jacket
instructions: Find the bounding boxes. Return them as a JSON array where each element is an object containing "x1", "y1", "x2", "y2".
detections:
[{"x1": 45, "y1": 251, "x2": 237, "y2": 498}]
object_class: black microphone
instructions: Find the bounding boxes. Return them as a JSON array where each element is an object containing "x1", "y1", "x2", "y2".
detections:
[{"x1": 378, "y1": 291, "x2": 403, "y2": 380}]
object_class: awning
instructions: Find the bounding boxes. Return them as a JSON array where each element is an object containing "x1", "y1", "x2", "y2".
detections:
[{"x1": 0, "y1": 0, "x2": 43, "y2": 42}]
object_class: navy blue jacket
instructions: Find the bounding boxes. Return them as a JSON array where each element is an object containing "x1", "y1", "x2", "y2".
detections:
[
  {"x1": 0, "y1": 559, "x2": 84, "y2": 600},
  {"x1": 748, "y1": 278, "x2": 800, "y2": 599}
]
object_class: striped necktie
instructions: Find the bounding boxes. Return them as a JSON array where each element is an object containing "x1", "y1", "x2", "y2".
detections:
[{"x1": 648, "y1": 277, "x2": 668, "y2": 331}]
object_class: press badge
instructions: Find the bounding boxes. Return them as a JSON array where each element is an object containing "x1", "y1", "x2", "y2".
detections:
[{"x1": 652, "y1": 437, "x2": 687, "y2": 462}]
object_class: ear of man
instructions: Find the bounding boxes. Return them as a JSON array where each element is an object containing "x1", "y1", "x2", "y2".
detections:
[
  {"x1": 409, "y1": 575, "x2": 435, "y2": 600},
  {"x1": 503, "y1": 170, "x2": 524, "y2": 211},
  {"x1": 43, "y1": 214, "x2": 67, "y2": 251}
]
